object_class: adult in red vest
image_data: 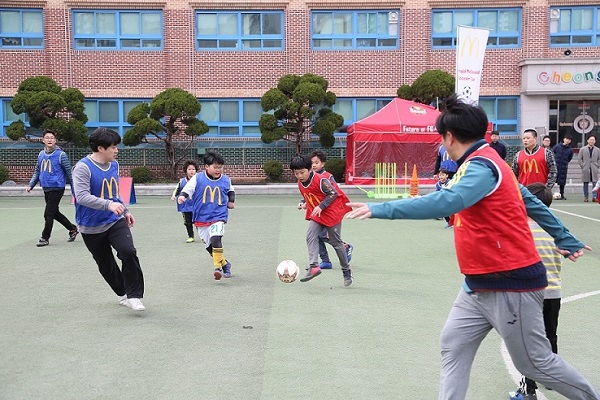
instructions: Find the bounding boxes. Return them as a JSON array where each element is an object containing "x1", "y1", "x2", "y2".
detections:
[
  {"x1": 347, "y1": 94, "x2": 597, "y2": 399},
  {"x1": 512, "y1": 129, "x2": 557, "y2": 188}
]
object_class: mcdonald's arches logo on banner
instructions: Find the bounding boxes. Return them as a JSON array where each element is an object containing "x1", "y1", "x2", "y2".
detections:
[
  {"x1": 522, "y1": 159, "x2": 540, "y2": 174},
  {"x1": 459, "y1": 35, "x2": 480, "y2": 59},
  {"x1": 100, "y1": 177, "x2": 119, "y2": 199},
  {"x1": 41, "y1": 159, "x2": 52, "y2": 172},
  {"x1": 202, "y1": 185, "x2": 222, "y2": 205}
]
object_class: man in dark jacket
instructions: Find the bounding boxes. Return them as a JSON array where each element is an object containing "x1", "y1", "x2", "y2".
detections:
[
  {"x1": 552, "y1": 134, "x2": 573, "y2": 200},
  {"x1": 489, "y1": 131, "x2": 507, "y2": 160}
]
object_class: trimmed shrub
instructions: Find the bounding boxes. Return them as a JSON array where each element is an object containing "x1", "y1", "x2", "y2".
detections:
[
  {"x1": 0, "y1": 165, "x2": 8, "y2": 184},
  {"x1": 130, "y1": 166, "x2": 152, "y2": 183},
  {"x1": 263, "y1": 160, "x2": 284, "y2": 182},
  {"x1": 325, "y1": 158, "x2": 346, "y2": 183}
]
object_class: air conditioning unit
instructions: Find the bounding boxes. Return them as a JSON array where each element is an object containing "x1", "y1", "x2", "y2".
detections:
[
  {"x1": 550, "y1": 9, "x2": 560, "y2": 19},
  {"x1": 388, "y1": 11, "x2": 398, "y2": 23}
]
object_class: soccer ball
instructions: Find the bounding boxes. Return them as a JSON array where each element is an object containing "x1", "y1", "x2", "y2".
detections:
[
  {"x1": 553, "y1": 192, "x2": 562, "y2": 200},
  {"x1": 462, "y1": 86, "x2": 472, "y2": 99},
  {"x1": 276, "y1": 260, "x2": 299, "y2": 284}
]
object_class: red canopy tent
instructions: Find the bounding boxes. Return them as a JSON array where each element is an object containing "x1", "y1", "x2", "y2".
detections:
[{"x1": 345, "y1": 98, "x2": 441, "y2": 185}]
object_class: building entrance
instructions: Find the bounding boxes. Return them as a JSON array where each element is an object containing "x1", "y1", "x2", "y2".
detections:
[{"x1": 550, "y1": 100, "x2": 600, "y2": 149}]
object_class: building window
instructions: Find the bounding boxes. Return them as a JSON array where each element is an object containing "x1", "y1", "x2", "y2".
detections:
[
  {"x1": 1, "y1": 98, "x2": 29, "y2": 137},
  {"x1": 332, "y1": 98, "x2": 393, "y2": 130},
  {"x1": 73, "y1": 10, "x2": 162, "y2": 50},
  {"x1": 432, "y1": 8, "x2": 521, "y2": 48},
  {"x1": 479, "y1": 96, "x2": 519, "y2": 135},
  {"x1": 549, "y1": 7, "x2": 600, "y2": 46},
  {"x1": 199, "y1": 99, "x2": 262, "y2": 136},
  {"x1": 84, "y1": 99, "x2": 148, "y2": 136},
  {"x1": 311, "y1": 10, "x2": 399, "y2": 49},
  {"x1": 195, "y1": 11, "x2": 284, "y2": 50},
  {"x1": 0, "y1": 8, "x2": 43, "y2": 48}
]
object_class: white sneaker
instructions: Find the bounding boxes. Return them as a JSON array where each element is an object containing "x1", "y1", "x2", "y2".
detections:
[
  {"x1": 118, "y1": 295, "x2": 128, "y2": 306},
  {"x1": 126, "y1": 298, "x2": 146, "y2": 311}
]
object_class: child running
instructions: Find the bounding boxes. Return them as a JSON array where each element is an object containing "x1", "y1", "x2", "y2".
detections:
[
  {"x1": 178, "y1": 151, "x2": 234, "y2": 280},
  {"x1": 290, "y1": 154, "x2": 353, "y2": 286},
  {"x1": 72, "y1": 128, "x2": 146, "y2": 311},
  {"x1": 511, "y1": 182, "x2": 565, "y2": 399},
  {"x1": 307, "y1": 150, "x2": 354, "y2": 269},
  {"x1": 171, "y1": 160, "x2": 199, "y2": 243}
]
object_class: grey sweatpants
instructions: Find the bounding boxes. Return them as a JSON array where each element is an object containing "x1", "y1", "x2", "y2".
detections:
[
  {"x1": 439, "y1": 289, "x2": 599, "y2": 400},
  {"x1": 306, "y1": 220, "x2": 349, "y2": 271}
]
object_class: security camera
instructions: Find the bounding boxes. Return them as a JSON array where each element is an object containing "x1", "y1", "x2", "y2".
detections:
[{"x1": 564, "y1": 49, "x2": 572, "y2": 56}]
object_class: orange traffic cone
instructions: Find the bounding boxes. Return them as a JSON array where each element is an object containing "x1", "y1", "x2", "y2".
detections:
[{"x1": 409, "y1": 164, "x2": 419, "y2": 197}]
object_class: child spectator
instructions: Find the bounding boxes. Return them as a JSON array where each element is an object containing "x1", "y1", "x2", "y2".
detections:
[
  {"x1": 26, "y1": 129, "x2": 78, "y2": 247},
  {"x1": 435, "y1": 168, "x2": 452, "y2": 228},
  {"x1": 178, "y1": 152, "x2": 234, "y2": 280},
  {"x1": 511, "y1": 182, "x2": 564, "y2": 399},
  {"x1": 290, "y1": 154, "x2": 353, "y2": 286},
  {"x1": 302, "y1": 150, "x2": 354, "y2": 269},
  {"x1": 72, "y1": 128, "x2": 146, "y2": 311},
  {"x1": 171, "y1": 160, "x2": 199, "y2": 243}
]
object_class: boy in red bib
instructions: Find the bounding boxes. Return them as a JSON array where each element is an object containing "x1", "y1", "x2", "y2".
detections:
[{"x1": 290, "y1": 155, "x2": 353, "y2": 287}]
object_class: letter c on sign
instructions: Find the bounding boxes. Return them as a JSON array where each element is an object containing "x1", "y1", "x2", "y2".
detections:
[{"x1": 538, "y1": 72, "x2": 549, "y2": 84}]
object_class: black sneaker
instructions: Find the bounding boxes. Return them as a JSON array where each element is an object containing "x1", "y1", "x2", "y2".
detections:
[
  {"x1": 68, "y1": 228, "x2": 78, "y2": 242},
  {"x1": 342, "y1": 268, "x2": 353, "y2": 287},
  {"x1": 37, "y1": 238, "x2": 49, "y2": 247}
]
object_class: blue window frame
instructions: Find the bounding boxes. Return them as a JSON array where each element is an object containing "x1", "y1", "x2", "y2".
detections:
[
  {"x1": 0, "y1": 8, "x2": 43, "y2": 49},
  {"x1": 199, "y1": 99, "x2": 262, "y2": 136},
  {"x1": 84, "y1": 99, "x2": 149, "y2": 136},
  {"x1": 332, "y1": 98, "x2": 393, "y2": 130},
  {"x1": 479, "y1": 96, "x2": 519, "y2": 135},
  {"x1": 311, "y1": 10, "x2": 399, "y2": 49},
  {"x1": 1, "y1": 98, "x2": 29, "y2": 137},
  {"x1": 432, "y1": 8, "x2": 521, "y2": 48},
  {"x1": 73, "y1": 10, "x2": 162, "y2": 50},
  {"x1": 195, "y1": 11, "x2": 284, "y2": 50},
  {"x1": 549, "y1": 7, "x2": 600, "y2": 46}
]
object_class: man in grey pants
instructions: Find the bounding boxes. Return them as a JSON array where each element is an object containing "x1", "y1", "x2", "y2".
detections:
[{"x1": 348, "y1": 94, "x2": 599, "y2": 399}]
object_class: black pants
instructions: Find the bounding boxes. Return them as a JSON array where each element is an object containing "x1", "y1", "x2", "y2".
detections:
[
  {"x1": 524, "y1": 297, "x2": 561, "y2": 392},
  {"x1": 81, "y1": 218, "x2": 144, "y2": 298},
  {"x1": 42, "y1": 189, "x2": 76, "y2": 240},
  {"x1": 182, "y1": 211, "x2": 194, "y2": 238}
]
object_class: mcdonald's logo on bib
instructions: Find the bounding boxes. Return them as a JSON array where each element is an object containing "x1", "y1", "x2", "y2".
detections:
[
  {"x1": 41, "y1": 159, "x2": 52, "y2": 172},
  {"x1": 522, "y1": 159, "x2": 539, "y2": 174},
  {"x1": 203, "y1": 185, "x2": 222, "y2": 204},
  {"x1": 100, "y1": 177, "x2": 119, "y2": 199}
]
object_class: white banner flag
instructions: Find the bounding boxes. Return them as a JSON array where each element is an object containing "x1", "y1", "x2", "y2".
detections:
[{"x1": 455, "y1": 26, "x2": 490, "y2": 104}]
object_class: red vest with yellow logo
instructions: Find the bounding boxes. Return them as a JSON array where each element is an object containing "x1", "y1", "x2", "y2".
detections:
[
  {"x1": 453, "y1": 146, "x2": 541, "y2": 275},
  {"x1": 517, "y1": 147, "x2": 548, "y2": 186},
  {"x1": 298, "y1": 172, "x2": 352, "y2": 227}
]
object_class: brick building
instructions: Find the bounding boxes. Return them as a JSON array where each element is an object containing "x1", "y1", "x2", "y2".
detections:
[{"x1": 2, "y1": 0, "x2": 600, "y2": 182}]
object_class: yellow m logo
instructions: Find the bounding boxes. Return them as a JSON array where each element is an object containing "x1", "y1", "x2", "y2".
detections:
[
  {"x1": 304, "y1": 193, "x2": 320, "y2": 209},
  {"x1": 202, "y1": 185, "x2": 222, "y2": 205},
  {"x1": 41, "y1": 159, "x2": 52, "y2": 173},
  {"x1": 100, "y1": 177, "x2": 119, "y2": 199},
  {"x1": 522, "y1": 159, "x2": 539, "y2": 174},
  {"x1": 459, "y1": 36, "x2": 480, "y2": 58}
]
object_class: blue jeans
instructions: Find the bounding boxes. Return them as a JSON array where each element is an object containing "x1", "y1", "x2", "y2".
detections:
[{"x1": 583, "y1": 181, "x2": 597, "y2": 200}]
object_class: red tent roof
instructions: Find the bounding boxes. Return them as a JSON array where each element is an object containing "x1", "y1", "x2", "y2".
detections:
[{"x1": 347, "y1": 98, "x2": 440, "y2": 135}]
